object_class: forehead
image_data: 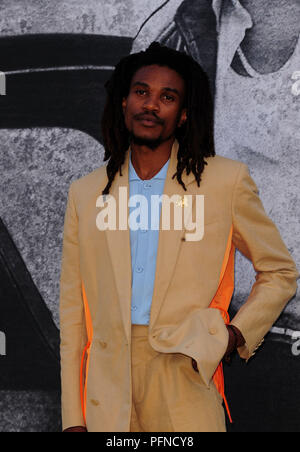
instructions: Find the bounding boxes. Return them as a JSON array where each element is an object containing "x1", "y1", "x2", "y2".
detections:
[{"x1": 130, "y1": 64, "x2": 185, "y2": 93}]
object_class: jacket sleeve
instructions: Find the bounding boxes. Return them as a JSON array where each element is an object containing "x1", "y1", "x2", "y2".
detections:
[
  {"x1": 230, "y1": 163, "x2": 299, "y2": 361},
  {"x1": 59, "y1": 181, "x2": 87, "y2": 430}
]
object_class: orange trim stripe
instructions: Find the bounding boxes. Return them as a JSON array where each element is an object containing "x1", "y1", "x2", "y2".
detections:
[
  {"x1": 82, "y1": 281, "x2": 93, "y2": 342},
  {"x1": 210, "y1": 225, "x2": 235, "y2": 423},
  {"x1": 80, "y1": 281, "x2": 93, "y2": 425}
]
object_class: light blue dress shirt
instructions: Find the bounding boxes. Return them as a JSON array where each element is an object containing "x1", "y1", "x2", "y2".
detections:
[{"x1": 129, "y1": 148, "x2": 170, "y2": 325}]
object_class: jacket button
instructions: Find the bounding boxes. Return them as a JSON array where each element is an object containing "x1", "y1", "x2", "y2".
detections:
[
  {"x1": 99, "y1": 341, "x2": 107, "y2": 349},
  {"x1": 209, "y1": 328, "x2": 217, "y2": 335},
  {"x1": 91, "y1": 399, "x2": 100, "y2": 406}
]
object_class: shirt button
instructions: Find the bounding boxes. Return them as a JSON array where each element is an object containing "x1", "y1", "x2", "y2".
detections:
[
  {"x1": 131, "y1": 306, "x2": 138, "y2": 311},
  {"x1": 136, "y1": 266, "x2": 144, "y2": 273},
  {"x1": 143, "y1": 182, "x2": 152, "y2": 189},
  {"x1": 209, "y1": 328, "x2": 218, "y2": 335}
]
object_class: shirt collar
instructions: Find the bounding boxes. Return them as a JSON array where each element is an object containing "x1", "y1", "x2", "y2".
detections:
[{"x1": 129, "y1": 147, "x2": 170, "y2": 181}]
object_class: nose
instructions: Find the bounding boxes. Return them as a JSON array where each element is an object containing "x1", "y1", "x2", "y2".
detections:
[{"x1": 143, "y1": 95, "x2": 160, "y2": 112}]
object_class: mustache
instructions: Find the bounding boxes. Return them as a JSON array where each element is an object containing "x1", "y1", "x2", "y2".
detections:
[{"x1": 134, "y1": 113, "x2": 163, "y2": 124}]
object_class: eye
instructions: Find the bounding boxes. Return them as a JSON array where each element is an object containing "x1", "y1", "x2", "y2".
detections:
[
  {"x1": 163, "y1": 94, "x2": 175, "y2": 102},
  {"x1": 135, "y1": 89, "x2": 147, "y2": 95}
]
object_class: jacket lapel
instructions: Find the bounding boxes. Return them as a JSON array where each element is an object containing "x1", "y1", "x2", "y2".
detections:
[
  {"x1": 104, "y1": 147, "x2": 132, "y2": 342},
  {"x1": 148, "y1": 139, "x2": 196, "y2": 328},
  {"x1": 104, "y1": 138, "x2": 196, "y2": 341}
]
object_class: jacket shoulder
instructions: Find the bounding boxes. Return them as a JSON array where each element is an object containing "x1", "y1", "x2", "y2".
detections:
[
  {"x1": 206, "y1": 154, "x2": 245, "y2": 170},
  {"x1": 192, "y1": 154, "x2": 248, "y2": 195},
  {"x1": 204, "y1": 154, "x2": 246, "y2": 180}
]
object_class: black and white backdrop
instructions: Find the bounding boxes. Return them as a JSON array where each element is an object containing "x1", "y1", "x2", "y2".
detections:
[{"x1": 0, "y1": 0, "x2": 299, "y2": 432}]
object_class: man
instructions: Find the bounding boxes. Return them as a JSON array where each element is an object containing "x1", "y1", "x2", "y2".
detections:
[{"x1": 59, "y1": 42, "x2": 299, "y2": 432}]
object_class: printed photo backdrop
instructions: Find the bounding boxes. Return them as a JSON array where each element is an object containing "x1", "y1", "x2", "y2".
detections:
[{"x1": 0, "y1": 0, "x2": 299, "y2": 432}]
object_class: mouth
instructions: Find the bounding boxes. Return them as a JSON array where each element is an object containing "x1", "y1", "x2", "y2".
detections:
[{"x1": 136, "y1": 117, "x2": 161, "y2": 127}]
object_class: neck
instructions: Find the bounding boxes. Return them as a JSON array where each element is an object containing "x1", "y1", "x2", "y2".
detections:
[{"x1": 130, "y1": 136, "x2": 175, "y2": 180}]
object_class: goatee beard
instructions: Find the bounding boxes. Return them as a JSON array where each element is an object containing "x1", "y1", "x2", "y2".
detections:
[{"x1": 129, "y1": 132, "x2": 163, "y2": 151}]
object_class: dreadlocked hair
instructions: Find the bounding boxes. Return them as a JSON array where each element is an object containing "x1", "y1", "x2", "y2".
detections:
[{"x1": 101, "y1": 41, "x2": 215, "y2": 195}]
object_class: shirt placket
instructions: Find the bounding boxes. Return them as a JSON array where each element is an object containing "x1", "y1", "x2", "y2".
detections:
[{"x1": 131, "y1": 180, "x2": 152, "y2": 323}]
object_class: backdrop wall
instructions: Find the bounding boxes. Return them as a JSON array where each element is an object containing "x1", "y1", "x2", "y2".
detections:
[{"x1": 0, "y1": 0, "x2": 299, "y2": 432}]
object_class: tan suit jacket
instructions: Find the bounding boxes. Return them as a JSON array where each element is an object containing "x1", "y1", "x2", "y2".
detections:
[{"x1": 59, "y1": 138, "x2": 299, "y2": 431}]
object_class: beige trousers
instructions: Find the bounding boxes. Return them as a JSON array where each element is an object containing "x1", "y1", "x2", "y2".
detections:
[{"x1": 130, "y1": 325, "x2": 226, "y2": 432}]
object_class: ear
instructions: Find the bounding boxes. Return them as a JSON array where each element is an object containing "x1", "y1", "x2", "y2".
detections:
[
  {"x1": 178, "y1": 108, "x2": 187, "y2": 127},
  {"x1": 122, "y1": 97, "x2": 127, "y2": 115}
]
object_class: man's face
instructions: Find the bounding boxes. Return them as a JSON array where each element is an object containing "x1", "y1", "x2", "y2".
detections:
[{"x1": 122, "y1": 64, "x2": 187, "y2": 148}]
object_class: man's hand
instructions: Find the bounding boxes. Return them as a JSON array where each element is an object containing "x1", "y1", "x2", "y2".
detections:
[{"x1": 223, "y1": 325, "x2": 246, "y2": 363}]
